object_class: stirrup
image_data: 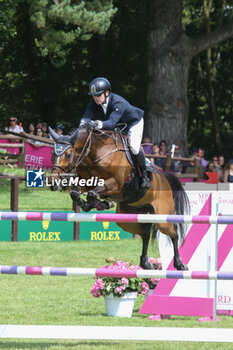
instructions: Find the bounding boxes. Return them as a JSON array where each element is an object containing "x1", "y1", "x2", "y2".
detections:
[{"x1": 140, "y1": 175, "x2": 150, "y2": 189}]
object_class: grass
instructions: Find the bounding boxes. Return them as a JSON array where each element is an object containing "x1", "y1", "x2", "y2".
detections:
[
  {"x1": 0, "y1": 241, "x2": 233, "y2": 350},
  {"x1": 0, "y1": 166, "x2": 233, "y2": 349}
]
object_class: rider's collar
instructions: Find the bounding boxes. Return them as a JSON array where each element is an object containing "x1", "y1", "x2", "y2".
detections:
[{"x1": 101, "y1": 96, "x2": 109, "y2": 113}]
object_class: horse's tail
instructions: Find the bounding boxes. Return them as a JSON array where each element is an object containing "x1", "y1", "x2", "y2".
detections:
[{"x1": 163, "y1": 172, "x2": 190, "y2": 241}]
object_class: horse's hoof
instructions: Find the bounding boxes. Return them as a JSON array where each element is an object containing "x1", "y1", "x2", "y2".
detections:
[
  {"x1": 143, "y1": 263, "x2": 153, "y2": 270},
  {"x1": 82, "y1": 203, "x2": 92, "y2": 212},
  {"x1": 96, "y1": 200, "x2": 114, "y2": 211},
  {"x1": 70, "y1": 190, "x2": 80, "y2": 201},
  {"x1": 104, "y1": 200, "x2": 114, "y2": 209},
  {"x1": 176, "y1": 263, "x2": 188, "y2": 271},
  {"x1": 140, "y1": 255, "x2": 152, "y2": 270},
  {"x1": 96, "y1": 201, "x2": 105, "y2": 211},
  {"x1": 87, "y1": 190, "x2": 97, "y2": 205}
]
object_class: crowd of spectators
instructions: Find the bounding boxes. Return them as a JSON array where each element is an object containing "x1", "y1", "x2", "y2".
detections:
[
  {"x1": 141, "y1": 136, "x2": 233, "y2": 183},
  {"x1": 4, "y1": 116, "x2": 64, "y2": 146},
  {"x1": 2, "y1": 116, "x2": 233, "y2": 183}
]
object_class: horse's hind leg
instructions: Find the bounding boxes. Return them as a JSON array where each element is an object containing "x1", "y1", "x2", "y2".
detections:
[
  {"x1": 171, "y1": 224, "x2": 188, "y2": 270},
  {"x1": 156, "y1": 222, "x2": 188, "y2": 271},
  {"x1": 140, "y1": 223, "x2": 153, "y2": 270}
]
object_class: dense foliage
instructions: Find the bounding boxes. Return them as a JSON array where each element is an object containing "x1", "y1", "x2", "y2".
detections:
[{"x1": 0, "y1": 0, "x2": 232, "y2": 157}]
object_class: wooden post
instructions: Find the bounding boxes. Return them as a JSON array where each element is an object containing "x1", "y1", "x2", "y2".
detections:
[
  {"x1": 10, "y1": 178, "x2": 19, "y2": 241},
  {"x1": 19, "y1": 139, "x2": 25, "y2": 168},
  {"x1": 164, "y1": 154, "x2": 172, "y2": 172},
  {"x1": 194, "y1": 158, "x2": 200, "y2": 182},
  {"x1": 72, "y1": 200, "x2": 80, "y2": 240}
]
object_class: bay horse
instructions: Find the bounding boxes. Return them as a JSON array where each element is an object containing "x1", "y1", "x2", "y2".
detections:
[{"x1": 49, "y1": 126, "x2": 189, "y2": 270}]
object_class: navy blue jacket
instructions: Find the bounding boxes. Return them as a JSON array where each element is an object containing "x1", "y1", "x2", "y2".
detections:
[{"x1": 81, "y1": 93, "x2": 144, "y2": 132}]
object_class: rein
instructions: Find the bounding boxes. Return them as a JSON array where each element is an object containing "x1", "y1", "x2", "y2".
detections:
[
  {"x1": 52, "y1": 128, "x2": 129, "y2": 175},
  {"x1": 74, "y1": 130, "x2": 93, "y2": 168},
  {"x1": 89, "y1": 129, "x2": 128, "y2": 164}
]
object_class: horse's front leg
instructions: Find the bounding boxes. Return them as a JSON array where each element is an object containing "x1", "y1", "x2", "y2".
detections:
[
  {"x1": 70, "y1": 189, "x2": 94, "y2": 212},
  {"x1": 87, "y1": 177, "x2": 118, "y2": 210}
]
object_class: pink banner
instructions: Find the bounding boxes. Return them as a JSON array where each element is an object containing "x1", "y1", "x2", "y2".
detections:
[
  {"x1": 0, "y1": 138, "x2": 20, "y2": 154},
  {"x1": 25, "y1": 142, "x2": 53, "y2": 170}
]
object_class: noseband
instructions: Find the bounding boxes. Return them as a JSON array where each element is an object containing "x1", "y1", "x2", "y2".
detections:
[{"x1": 52, "y1": 130, "x2": 93, "y2": 176}]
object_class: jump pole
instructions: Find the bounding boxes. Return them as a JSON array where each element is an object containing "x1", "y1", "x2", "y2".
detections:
[
  {"x1": 1, "y1": 212, "x2": 233, "y2": 224},
  {"x1": 0, "y1": 265, "x2": 233, "y2": 280}
]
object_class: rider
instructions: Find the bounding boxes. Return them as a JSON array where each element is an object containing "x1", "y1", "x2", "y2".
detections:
[{"x1": 79, "y1": 77, "x2": 150, "y2": 189}]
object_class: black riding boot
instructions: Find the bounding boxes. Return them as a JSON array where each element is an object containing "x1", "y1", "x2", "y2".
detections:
[{"x1": 134, "y1": 150, "x2": 150, "y2": 189}]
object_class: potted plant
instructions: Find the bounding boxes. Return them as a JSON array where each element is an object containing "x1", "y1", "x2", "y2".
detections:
[{"x1": 90, "y1": 258, "x2": 149, "y2": 317}]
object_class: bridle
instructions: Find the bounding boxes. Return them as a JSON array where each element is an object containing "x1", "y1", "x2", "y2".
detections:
[{"x1": 52, "y1": 125, "x2": 129, "y2": 176}]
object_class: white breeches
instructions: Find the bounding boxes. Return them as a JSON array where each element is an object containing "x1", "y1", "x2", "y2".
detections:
[{"x1": 128, "y1": 118, "x2": 144, "y2": 155}]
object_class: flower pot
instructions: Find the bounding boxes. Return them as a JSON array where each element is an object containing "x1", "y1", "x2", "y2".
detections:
[{"x1": 104, "y1": 292, "x2": 137, "y2": 317}]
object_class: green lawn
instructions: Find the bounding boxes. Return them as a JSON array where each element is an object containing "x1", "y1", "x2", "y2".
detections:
[{"x1": 0, "y1": 167, "x2": 232, "y2": 349}]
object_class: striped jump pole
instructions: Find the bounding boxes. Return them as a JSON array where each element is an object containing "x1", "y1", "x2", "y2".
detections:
[
  {"x1": 1, "y1": 211, "x2": 233, "y2": 224},
  {"x1": 0, "y1": 265, "x2": 233, "y2": 280}
]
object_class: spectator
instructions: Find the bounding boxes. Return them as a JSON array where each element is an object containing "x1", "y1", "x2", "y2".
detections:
[
  {"x1": 159, "y1": 140, "x2": 167, "y2": 156},
  {"x1": 170, "y1": 144, "x2": 182, "y2": 173},
  {"x1": 36, "y1": 122, "x2": 43, "y2": 130},
  {"x1": 151, "y1": 143, "x2": 162, "y2": 170},
  {"x1": 151, "y1": 143, "x2": 163, "y2": 168},
  {"x1": 152, "y1": 143, "x2": 160, "y2": 156},
  {"x1": 34, "y1": 128, "x2": 44, "y2": 145},
  {"x1": 192, "y1": 147, "x2": 199, "y2": 158},
  {"x1": 212, "y1": 156, "x2": 223, "y2": 181},
  {"x1": 28, "y1": 123, "x2": 35, "y2": 135},
  {"x1": 5, "y1": 116, "x2": 24, "y2": 134},
  {"x1": 212, "y1": 156, "x2": 220, "y2": 173},
  {"x1": 155, "y1": 140, "x2": 167, "y2": 169},
  {"x1": 55, "y1": 125, "x2": 63, "y2": 136},
  {"x1": 185, "y1": 159, "x2": 205, "y2": 179},
  {"x1": 42, "y1": 122, "x2": 49, "y2": 137},
  {"x1": 200, "y1": 149, "x2": 208, "y2": 169},
  {"x1": 204, "y1": 161, "x2": 215, "y2": 179},
  {"x1": 219, "y1": 155, "x2": 225, "y2": 168},
  {"x1": 141, "y1": 136, "x2": 153, "y2": 155},
  {"x1": 223, "y1": 159, "x2": 233, "y2": 183},
  {"x1": 219, "y1": 155, "x2": 225, "y2": 182}
]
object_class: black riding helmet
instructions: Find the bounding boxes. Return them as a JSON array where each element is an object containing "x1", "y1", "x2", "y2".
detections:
[{"x1": 88, "y1": 77, "x2": 111, "y2": 96}]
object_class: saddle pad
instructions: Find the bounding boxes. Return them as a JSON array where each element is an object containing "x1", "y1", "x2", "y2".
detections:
[{"x1": 145, "y1": 157, "x2": 156, "y2": 173}]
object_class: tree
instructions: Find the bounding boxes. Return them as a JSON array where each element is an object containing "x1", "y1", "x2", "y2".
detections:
[
  {"x1": 145, "y1": 0, "x2": 233, "y2": 155},
  {"x1": 29, "y1": 0, "x2": 117, "y2": 67},
  {"x1": 0, "y1": 0, "x2": 117, "y2": 127},
  {"x1": 187, "y1": 1, "x2": 233, "y2": 157}
]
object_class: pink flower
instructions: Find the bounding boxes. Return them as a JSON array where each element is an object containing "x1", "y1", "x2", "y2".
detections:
[
  {"x1": 141, "y1": 281, "x2": 149, "y2": 295},
  {"x1": 121, "y1": 278, "x2": 129, "y2": 285},
  {"x1": 149, "y1": 257, "x2": 157, "y2": 264},
  {"x1": 90, "y1": 285, "x2": 102, "y2": 297},
  {"x1": 116, "y1": 286, "x2": 124, "y2": 295},
  {"x1": 90, "y1": 278, "x2": 105, "y2": 297},
  {"x1": 95, "y1": 279, "x2": 105, "y2": 289},
  {"x1": 151, "y1": 278, "x2": 160, "y2": 285}
]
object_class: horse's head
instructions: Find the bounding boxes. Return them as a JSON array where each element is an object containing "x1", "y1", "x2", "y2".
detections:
[{"x1": 49, "y1": 127, "x2": 79, "y2": 190}]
